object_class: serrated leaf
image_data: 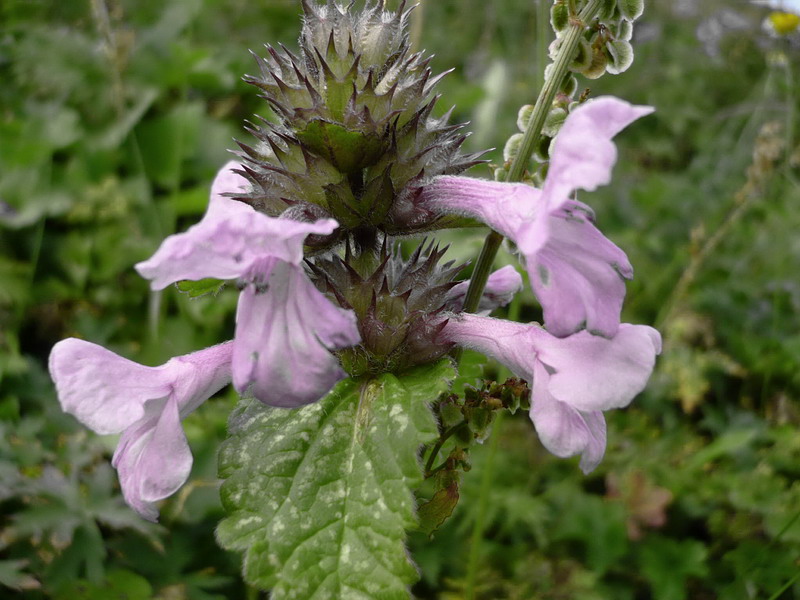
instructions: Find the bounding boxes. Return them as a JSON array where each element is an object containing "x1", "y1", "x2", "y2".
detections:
[
  {"x1": 0, "y1": 559, "x2": 40, "y2": 591},
  {"x1": 175, "y1": 278, "x2": 226, "y2": 298},
  {"x1": 216, "y1": 360, "x2": 453, "y2": 599}
]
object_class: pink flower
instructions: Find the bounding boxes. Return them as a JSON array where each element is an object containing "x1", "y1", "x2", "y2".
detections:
[
  {"x1": 442, "y1": 314, "x2": 661, "y2": 472},
  {"x1": 49, "y1": 339, "x2": 233, "y2": 521},
  {"x1": 422, "y1": 96, "x2": 653, "y2": 337},
  {"x1": 136, "y1": 162, "x2": 360, "y2": 406}
]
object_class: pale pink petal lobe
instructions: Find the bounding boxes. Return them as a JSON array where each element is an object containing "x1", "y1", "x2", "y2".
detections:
[
  {"x1": 542, "y1": 96, "x2": 654, "y2": 212},
  {"x1": 529, "y1": 361, "x2": 607, "y2": 472},
  {"x1": 232, "y1": 263, "x2": 360, "y2": 407},
  {"x1": 207, "y1": 160, "x2": 253, "y2": 219},
  {"x1": 137, "y1": 395, "x2": 193, "y2": 503},
  {"x1": 532, "y1": 201, "x2": 632, "y2": 337},
  {"x1": 135, "y1": 162, "x2": 338, "y2": 290},
  {"x1": 135, "y1": 213, "x2": 338, "y2": 290},
  {"x1": 48, "y1": 338, "x2": 175, "y2": 435},
  {"x1": 537, "y1": 324, "x2": 662, "y2": 412}
]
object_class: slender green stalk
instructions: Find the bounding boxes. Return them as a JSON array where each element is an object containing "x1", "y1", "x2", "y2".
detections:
[
  {"x1": 424, "y1": 422, "x2": 469, "y2": 476},
  {"x1": 766, "y1": 568, "x2": 800, "y2": 600},
  {"x1": 781, "y1": 46, "x2": 795, "y2": 176},
  {"x1": 464, "y1": 412, "x2": 504, "y2": 600},
  {"x1": 458, "y1": 0, "x2": 603, "y2": 321},
  {"x1": 410, "y1": 0, "x2": 425, "y2": 51}
]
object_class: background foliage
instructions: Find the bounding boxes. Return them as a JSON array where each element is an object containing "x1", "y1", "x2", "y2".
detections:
[{"x1": 1, "y1": 0, "x2": 799, "y2": 598}]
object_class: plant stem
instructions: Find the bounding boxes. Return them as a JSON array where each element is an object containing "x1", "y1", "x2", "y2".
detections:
[
  {"x1": 464, "y1": 411, "x2": 504, "y2": 600},
  {"x1": 424, "y1": 422, "x2": 468, "y2": 476},
  {"x1": 457, "y1": 0, "x2": 603, "y2": 323},
  {"x1": 766, "y1": 567, "x2": 800, "y2": 600}
]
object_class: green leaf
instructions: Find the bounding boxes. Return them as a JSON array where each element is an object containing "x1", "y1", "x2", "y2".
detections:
[
  {"x1": 417, "y1": 470, "x2": 460, "y2": 536},
  {"x1": 217, "y1": 360, "x2": 453, "y2": 598},
  {"x1": 53, "y1": 569, "x2": 152, "y2": 600},
  {"x1": 639, "y1": 535, "x2": 708, "y2": 600},
  {"x1": 176, "y1": 278, "x2": 226, "y2": 298},
  {"x1": 0, "y1": 559, "x2": 40, "y2": 591}
]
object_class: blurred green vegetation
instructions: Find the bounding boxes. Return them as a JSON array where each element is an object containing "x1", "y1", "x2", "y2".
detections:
[{"x1": 1, "y1": 0, "x2": 799, "y2": 598}]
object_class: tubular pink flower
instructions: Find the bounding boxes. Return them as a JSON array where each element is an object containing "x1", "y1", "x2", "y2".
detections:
[
  {"x1": 441, "y1": 314, "x2": 661, "y2": 472},
  {"x1": 533, "y1": 201, "x2": 633, "y2": 337},
  {"x1": 48, "y1": 339, "x2": 233, "y2": 521},
  {"x1": 135, "y1": 162, "x2": 360, "y2": 406},
  {"x1": 421, "y1": 96, "x2": 652, "y2": 337}
]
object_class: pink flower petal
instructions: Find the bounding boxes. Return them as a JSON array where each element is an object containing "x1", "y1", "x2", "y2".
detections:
[
  {"x1": 51, "y1": 340, "x2": 233, "y2": 520},
  {"x1": 232, "y1": 263, "x2": 361, "y2": 407},
  {"x1": 207, "y1": 160, "x2": 254, "y2": 219},
  {"x1": 537, "y1": 324, "x2": 662, "y2": 412},
  {"x1": 542, "y1": 96, "x2": 654, "y2": 212},
  {"x1": 112, "y1": 395, "x2": 192, "y2": 521},
  {"x1": 135, "y1": 210, "x2": 338, "y2": 290},
  {"x1": 49, "y1": 338, "x2": 175, "y2": 435},
  {"x1": 420, "y1": 176, "x2": 549, "y2": 255},
  {"x1": 135, "y1": 163, "x2": 338, "y2": 289},
  {"x1": 530, "y1": 362, "x2": 607, "y2": 473},
  {"x1": 531, "y1": 201, "x2": 633, "y2": 337},
  {"x1": 442, "y1": 314, "x2": 659, "y2": 472},
  {"x1": 440, "y1": 313, "x2": 538, "y2": 379}
]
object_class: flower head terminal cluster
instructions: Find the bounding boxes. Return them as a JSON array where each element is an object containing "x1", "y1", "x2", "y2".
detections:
[{"x1": 49, "y1": 0, "x2": 660, "y2": 520}]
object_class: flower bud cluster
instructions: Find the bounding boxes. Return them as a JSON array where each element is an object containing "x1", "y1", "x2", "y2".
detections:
[
  {"x1": 234, "y1": 0, "x2": 483, "y2": 249},
  {"x1": 498, "y1": 0, "x2": 644, "y2": 183},
  {"x1": 308, "y1": 240, "x2": 460, "y2": 376},
  {"x1": 552, "y1": 0, "x2": 642, "y2": 78}
]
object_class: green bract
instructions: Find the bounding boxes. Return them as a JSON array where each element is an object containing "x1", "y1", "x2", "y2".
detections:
[
  {"x1": 606, "y1": 39, "x2": 634, "y2": 75},
  {"x1": 233, "y1": 0, "x2": 483, "y2": 248},
  {"x1": 550, "y1": 1, "x2": 570, "y2": 32},
  {"x1": 619, "y1": 0, "x2": 645, "y2": 22}
]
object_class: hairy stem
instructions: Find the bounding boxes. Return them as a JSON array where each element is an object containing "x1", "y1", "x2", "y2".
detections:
[{"x1": 457, "y1": 0, "x2": 603, "y2": 326}]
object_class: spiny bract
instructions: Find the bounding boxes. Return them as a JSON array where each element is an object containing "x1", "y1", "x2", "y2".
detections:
[
  {"x1": 231, "y1": 0, "x2": 483, "y2": 249},
  {"x1": 309, "y1": 239, "x2": 461, "y2": 376}
]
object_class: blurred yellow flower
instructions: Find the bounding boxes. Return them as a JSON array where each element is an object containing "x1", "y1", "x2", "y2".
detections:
[{"x1": 768, "y1": 10, "x2": 800, "y2": 34}]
